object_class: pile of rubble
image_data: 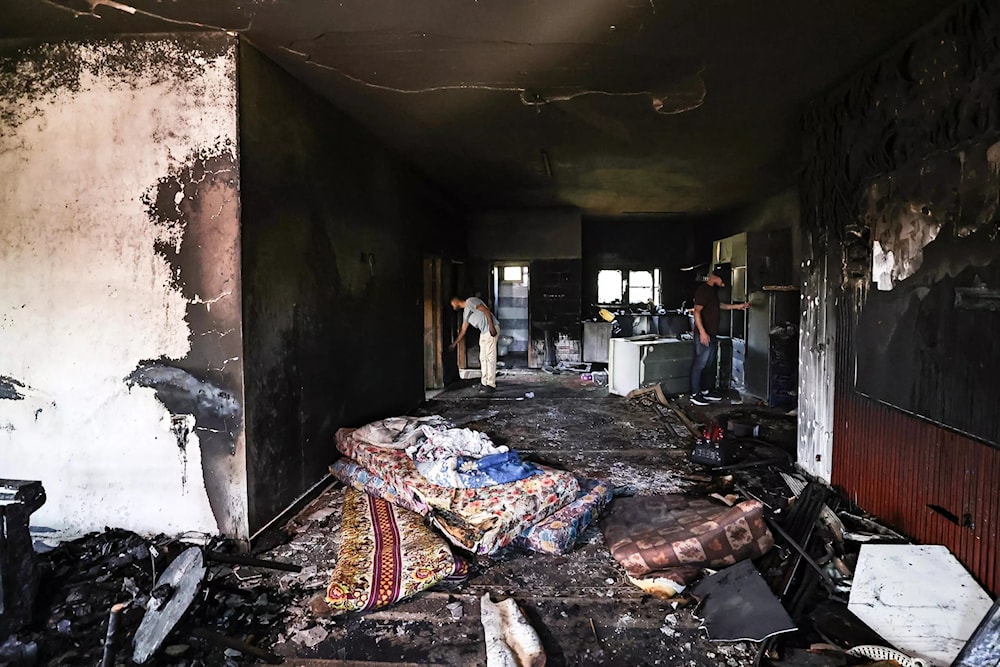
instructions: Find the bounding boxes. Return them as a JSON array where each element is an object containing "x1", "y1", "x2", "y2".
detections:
[
  {"x1": 1, "y1": 529, "x2": 295, "y2": 666},
  {"x1": 630, "y1": 387, "x2": 1000, "y2": 667}
]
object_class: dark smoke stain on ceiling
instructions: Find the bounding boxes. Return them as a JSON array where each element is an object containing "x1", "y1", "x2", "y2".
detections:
[{"x1": 3, "y1": 0, "x2": 960, "y2": 214}]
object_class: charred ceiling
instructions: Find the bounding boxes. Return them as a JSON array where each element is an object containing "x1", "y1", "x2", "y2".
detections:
[{"x1": 4, "y1": 0, "x2": 960, "y2": 214}]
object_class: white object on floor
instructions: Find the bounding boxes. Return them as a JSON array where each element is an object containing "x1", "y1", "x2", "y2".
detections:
[
  {"x1": 847, "y1": 645, "x2": 928, "y2": 667},
  {"x1": 848, "y1": 544, "x2": 994, "y2": 666},
  {"x1": 481, "y1": 593, "x2": 546, "y2": 667}
]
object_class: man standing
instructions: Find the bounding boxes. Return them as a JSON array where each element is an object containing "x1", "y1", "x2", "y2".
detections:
[
  {"x1": 690, "y1": 273, "x2": 749, "y2": 406},
  {"x1": 449, "y1": 296, "x2": 500, "y2": 393}
]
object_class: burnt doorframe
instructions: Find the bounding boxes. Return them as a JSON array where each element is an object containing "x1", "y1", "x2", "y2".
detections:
[{"x1": 423, "y1": 255, "x2": 445, "y2": 390}]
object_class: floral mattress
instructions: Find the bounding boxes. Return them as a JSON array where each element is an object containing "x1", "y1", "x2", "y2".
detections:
[{"x1": 334, "y1": 427, "x2": 580, "y2": 555}]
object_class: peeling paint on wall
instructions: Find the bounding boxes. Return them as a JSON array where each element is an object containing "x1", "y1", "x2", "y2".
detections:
[
  {"x1": 0, "y1": 34, "x2": 247, "y2": 539},
  {"x1": 800, "y1": 0, "x2": 1000, "y2": 593},
  {"x1": 854, "y1": 138, "x2": 1000, "y2": 445}
]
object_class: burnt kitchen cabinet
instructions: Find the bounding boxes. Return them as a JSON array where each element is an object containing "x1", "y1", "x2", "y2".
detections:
[
  {"x1": 745, "y1": 289, "x2": 799, "y2": 407},
  {"x1": 582, "y1": 321, "x2": 613, "y2": 363},
  {"x1": 713, "y1": 229, "x2": 794, "y2": 392}
]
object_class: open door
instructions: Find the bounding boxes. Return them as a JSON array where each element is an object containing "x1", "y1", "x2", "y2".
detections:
[{"x1": 492, "y1": 264, "x2": 529, "y2": 369}]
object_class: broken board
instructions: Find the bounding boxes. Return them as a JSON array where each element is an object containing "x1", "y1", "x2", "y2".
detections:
[
  {"x1": 690, "y1": 559, "x2": 796, "y2": 642},
  {"x1": 847, "y1": 544, "x2": 994, "y2": 666}
]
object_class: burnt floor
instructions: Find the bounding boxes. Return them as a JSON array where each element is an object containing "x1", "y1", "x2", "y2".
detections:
[{"x1": 261, "y1": 370, "x2": 774, "y2": 667}]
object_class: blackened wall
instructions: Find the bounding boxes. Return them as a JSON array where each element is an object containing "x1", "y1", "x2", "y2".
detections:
[
  {"x1": 0, "y1": 34, "x2": 247, "y2": 539},
  {"x1": 696, "y1": 189, "x2": 802, "y2": 280},
  {"x1": 802, "y1": 0, "x2": 1000, "y2": 593},
  {"x1": 582, "y1": 217, "x2": 698, "y2": 311},
  {"x1": 464, "y1": 208, "x2": 582, "y2": 367},
  {"x1": 238, "y1": 42, "x2": 464, "y2": 532}
]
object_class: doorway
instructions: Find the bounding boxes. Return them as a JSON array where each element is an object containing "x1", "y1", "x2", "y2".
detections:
[{"x1": 492, "y1": 264, "x2": 529, "y2": 368}]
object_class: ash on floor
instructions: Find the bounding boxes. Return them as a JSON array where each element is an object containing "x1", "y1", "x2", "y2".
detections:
[{"x1": 259, "y1": 372, "x2": 758, "y2": 667}]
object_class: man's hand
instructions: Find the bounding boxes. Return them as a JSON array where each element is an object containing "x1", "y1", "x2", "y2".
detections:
[
  {"x1": 448, "y1": 341, "x2": 457, "y2": 351},
  {"x1": 489, "y1": 327, "x2": 498, "y2": 337},
  {"x1": 700, "y1": 330, "x2": 710, "y2": 346}
]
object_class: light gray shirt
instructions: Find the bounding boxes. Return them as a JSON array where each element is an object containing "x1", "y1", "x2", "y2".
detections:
[{"x1": 463, "y1": 297, "x2": 492, "y2": 333}]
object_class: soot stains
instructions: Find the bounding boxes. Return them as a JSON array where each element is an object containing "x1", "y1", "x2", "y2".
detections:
[
  {"x1": 0, "y1": 35, "x2": 235, "y2": 138},
  {"x1": 141, "y1": 144, "x2": 244, "y2": 536},
  {"x1": 0, "y1": 375, "x2": 26, "y2": 400},
  {"x1": 126, "y1": 363, "x2": 242, "y2": 438}
]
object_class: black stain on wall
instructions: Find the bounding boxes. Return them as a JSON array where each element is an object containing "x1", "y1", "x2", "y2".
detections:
[
  {"x1": 126, "y1": 363, "x2": 242, "y2": 442},
  {"x1": 582, "y1": 216, "x2": 698, "y2": 310},
  {"x1": 802, "y1": 0, "x2": 1000, "y2": 446},
  {"x1": 0, "y1": 375, "x2": 26, "y2": 400},
  {"x1": 0, "y1": 35, "x2": 234, "y2": 139},
  {"x1": 140, "y1": 118, "x2": 245, "y2": 533}
]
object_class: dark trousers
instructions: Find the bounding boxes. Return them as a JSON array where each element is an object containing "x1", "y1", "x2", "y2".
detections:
[{"x1": 690, "y1": 336, "x2": 718, "y2": 394}]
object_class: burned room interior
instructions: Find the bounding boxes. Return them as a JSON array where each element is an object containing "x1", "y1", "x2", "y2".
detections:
[{"x1": 3, "y1": 0, "x2": 1000, "y2": 665}]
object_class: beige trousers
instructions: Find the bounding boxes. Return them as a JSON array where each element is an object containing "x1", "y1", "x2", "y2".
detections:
[{"x1": 479, "y1": 330, "x2": 498, "y2": 388}]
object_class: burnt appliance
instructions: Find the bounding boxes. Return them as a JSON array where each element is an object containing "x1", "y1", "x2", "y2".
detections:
[{"x1": 1, "y1": 479, "x2": 46, "y2": 638}]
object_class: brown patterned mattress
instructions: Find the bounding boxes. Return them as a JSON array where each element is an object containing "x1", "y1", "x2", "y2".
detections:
[{"x1": 601, "y1": 494, "x2": 774, "y2": 589}]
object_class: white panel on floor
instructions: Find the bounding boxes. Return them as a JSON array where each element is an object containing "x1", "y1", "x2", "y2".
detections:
[{"x1": 848, "y1": 544, "x2": 994, "y2": 666}]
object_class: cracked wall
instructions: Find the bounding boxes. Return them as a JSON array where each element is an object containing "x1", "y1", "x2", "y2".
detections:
[{"x1": 0, "y1": 34, "x2": 247, "y2": 540}]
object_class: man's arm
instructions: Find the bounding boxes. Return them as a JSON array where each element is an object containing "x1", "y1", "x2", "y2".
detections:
[
  {"x1": 720, "y1": 302, "x2": 751, "y2": 311},
  {"x1": 692, "y1": 304, "x2": 710, "y2": 346},
  {"x1": 449, "y1": 321, "x2": 470, "y2": 351},
  {"x1": 477, "y1": 304, "x2": 498, "y2": 337}
]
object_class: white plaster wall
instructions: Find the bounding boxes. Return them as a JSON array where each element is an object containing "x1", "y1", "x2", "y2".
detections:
[
  {"x1": 797, "y1": 234, "x2": 836, "y2": 483},
  {"x1": 0, "y1": 39, "x2": 244, "y2": 537}
]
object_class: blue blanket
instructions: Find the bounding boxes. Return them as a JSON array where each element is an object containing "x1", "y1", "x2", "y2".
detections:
[{"x1": 414, "y1": 450, "x2": 541, "y2": 488}]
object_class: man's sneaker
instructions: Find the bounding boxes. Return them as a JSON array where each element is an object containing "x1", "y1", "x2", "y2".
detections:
[
  {"x1": 703, "y1": 389, "x2": 724, "y2": 402},
  {"x1": 690, "y1": 393, "x2": 710, "y2": 406},
  {"x1": 478, "y1": 384, "x2": 495, "y2": 393}
]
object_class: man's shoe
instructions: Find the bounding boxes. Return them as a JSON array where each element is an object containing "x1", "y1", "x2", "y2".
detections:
[
  {"x1": 703, "y1": 390, "x2": 723, "y2": 402},
  {"x1": 478, "y1": 384, "x2": 495, "y2": 393},
  {"x1": 690, "y1": 393, "x2": 710, "y2": 406}
]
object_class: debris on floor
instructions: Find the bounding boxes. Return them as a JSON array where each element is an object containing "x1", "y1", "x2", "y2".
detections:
[
  {"x1": 689, "y1": 559, "x2": 796, "y2": 642},
  {"x1": 601, "y1": 494, "x2": 774, "y2": 597},
  {"x1": 4, "y1": 529, "x2": 293, "y2": 665},
  {"x1": 7, "y1": 371, "x2": 995, "y2": 667}
]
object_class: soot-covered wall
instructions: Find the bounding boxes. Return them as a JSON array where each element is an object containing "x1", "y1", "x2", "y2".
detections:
[
  {"x1": 802, "y1": 0, "x2": 1000, "y2": 593},
  {"x1": 0, "y1": 34, "x2": 248, "y2": 539},
  {"x1": 582, "y1": 217, "x2": 698, "y2": 311},
  {"x1": 239, "y1": 43, "x2": 464, "y2": 532},
  {"x1": 466, "y1": 209, "x2": 582, "y2": 367}
]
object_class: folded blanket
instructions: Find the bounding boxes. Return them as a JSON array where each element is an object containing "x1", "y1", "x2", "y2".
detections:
[
  {"x1": 323, "y1": 488, "x2": 467, "y2": 615},
  {"x1": 334, "y1": 427, "x2": 580, "y2": 554},
  {"x1": 601, "y1": 495, "x2": 773, "y2": 596}
]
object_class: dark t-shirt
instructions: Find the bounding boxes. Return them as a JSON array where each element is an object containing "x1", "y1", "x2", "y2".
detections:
[{"x1": 694, "y1": 283, "x2": 720, "y2": 337}]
